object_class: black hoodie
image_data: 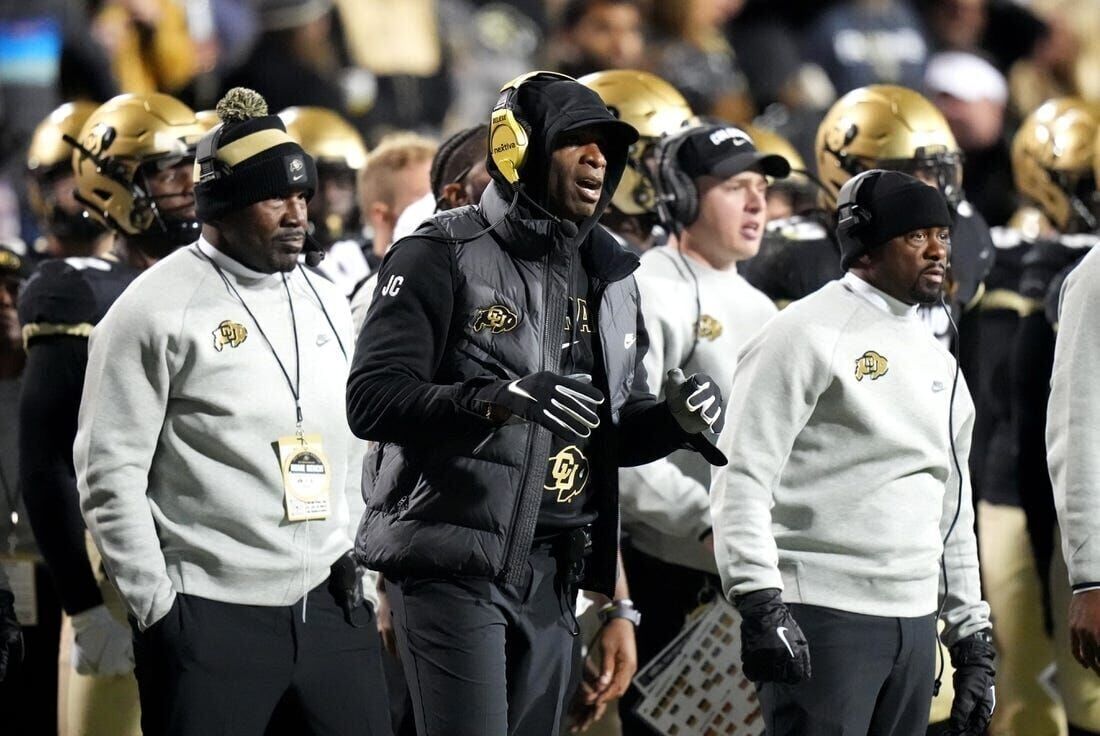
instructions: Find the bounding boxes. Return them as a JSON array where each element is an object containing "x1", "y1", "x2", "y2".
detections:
[{"x1": 346, "y1": 77, "x2": 683, "y2": 594}]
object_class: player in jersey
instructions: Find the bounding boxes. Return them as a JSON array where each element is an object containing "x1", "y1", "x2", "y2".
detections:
[
  {"x1": 18, "y1": 91, "x2": 204, "y2": 736},
  {"x1": 25, "y1": 102, "x2": 112, "y2": 260},
  {"x1": 1007, "y1": 98, "x2": 1100, "y2": 736},
  {"x1": 741, "y1": 84, "x2": 994, "y2": 328},
  {"x1": 279, "y1": 106, "x2": 372, "y2": 297}
]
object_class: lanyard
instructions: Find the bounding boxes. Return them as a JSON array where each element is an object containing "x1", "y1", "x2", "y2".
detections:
[{"x1": 202, "y1": 253, "x2": 305, "y2": 434}]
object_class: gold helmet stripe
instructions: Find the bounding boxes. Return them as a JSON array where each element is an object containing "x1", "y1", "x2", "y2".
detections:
[{"x1": 216, "y1": 129, "x2": 296, "y2": 168}]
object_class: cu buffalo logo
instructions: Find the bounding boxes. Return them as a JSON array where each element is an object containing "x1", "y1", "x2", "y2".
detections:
[
  {"x1": 854, "y1": 350, "x2": 889, "y2": 381},
  {"x1": 212, "y1": 320, "x2": 248, "y2": 351},
  {"x1": 545, "y1": 445, "x2": 589, "y2": 503},
  {"x1": 696, "y1": 314, "x2": 724, "y2": 341},
  {"x1": 472, "y1": 305, "x2": 519, "y2": 334}
]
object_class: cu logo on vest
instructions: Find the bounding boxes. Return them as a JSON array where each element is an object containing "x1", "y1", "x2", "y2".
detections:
[{"x1": 472, "y1": 304, "x2": 520, "y2": 333}]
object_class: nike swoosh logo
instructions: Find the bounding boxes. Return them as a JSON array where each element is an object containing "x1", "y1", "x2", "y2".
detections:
[
  {"x1": 777, "y1": 626, "x2": 795, "y2": 658},
  {"x1": 932, "y1": 381, "x2": 945, "y2": 393},
  {"x1": 507, "y1": 380, "x2": 535, "y2": 403},
  {"x1": 316, "y1": 333, "x2": 330, "y2": 347},
  {"x1": 291, "y1": 173, "x2": 305, "y2": 182}
]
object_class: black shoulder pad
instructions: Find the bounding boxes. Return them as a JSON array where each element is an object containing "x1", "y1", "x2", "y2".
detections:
[{"x1": 18, "y1": 257, "x2": 138, "y2": 347}]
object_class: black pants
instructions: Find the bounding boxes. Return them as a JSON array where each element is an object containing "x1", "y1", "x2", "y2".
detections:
[
  {"x1": 386, "y1": 545, "x2": 578, "y2": 736},
  {"x1": 131, "y1": 580, "x2": 391, "y2": 736},
  {"x1": 619, "y1": 542, "x2": 718, "y2": 735},
  {"x1": 0, "y1": 563, "x2": 62, "y2": 736},
  {"x1": 760, "y1": 604, "x2": 937, "y2": 736}
]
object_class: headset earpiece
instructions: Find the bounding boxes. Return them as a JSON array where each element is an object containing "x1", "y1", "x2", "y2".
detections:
[
  {"x1": 489, "y1": 71, "x2": 577, "y2": 186},
  {"x1": 195, "y1": 123, "x2": 224, "y2": 184},
  {"x1": 835, "y1": 169, "x2": 881, "y2": 247},
  {"x1": 653, "y1": 126, "x2": 700, "y2": 232}
]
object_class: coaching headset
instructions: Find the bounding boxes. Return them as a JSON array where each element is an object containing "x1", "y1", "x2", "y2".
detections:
[
  {"x1": 652, "y1": 124, "x2": 704, "y2": 233},
  {"x1": 489, "y1": 70, "x2": 577, "y2": 186},
  {"x1": 834, "y1": 168, "x2": 880, "y2": 261}
]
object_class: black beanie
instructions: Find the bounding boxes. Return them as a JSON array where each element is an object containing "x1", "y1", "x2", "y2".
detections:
[
  {"x1": 836, "y1": 170, "x2": 953, "y2": 270},
  {"x1": 194, "y1": 88, "x2": 317, "y2": 222}
]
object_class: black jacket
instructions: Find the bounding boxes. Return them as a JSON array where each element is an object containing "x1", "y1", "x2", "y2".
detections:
[{"x1": 346, "y1": 78, "x2": 681, "y2": 595}]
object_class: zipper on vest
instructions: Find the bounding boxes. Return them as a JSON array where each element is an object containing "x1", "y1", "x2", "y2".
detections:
[
  {"x1": 586, "y1": 277, "x2": 619, "y2": 596},
  {"x1": 500, "y1": 247, "x2": 569, "y2": 584}
]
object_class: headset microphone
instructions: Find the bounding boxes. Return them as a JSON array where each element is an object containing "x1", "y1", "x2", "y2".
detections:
[
  {"x1": 515, "y1": 183, "x2": 579, "y2": 238},
  {"x1": 303, "y1": 231, "x2": 325, "y2": 267}
]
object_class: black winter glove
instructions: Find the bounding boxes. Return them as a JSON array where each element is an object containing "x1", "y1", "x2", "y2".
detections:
[
  {"x1": 664, "y1": 369, "x2": 728, "y2": 466},
  {"x1": 329, "y1": 550, "x2": 365, "y2": 626},
  {"x1": 734, "y1": 588, "x2": 811, "y2": 684},
  {"x1": 946, "y1": 630, "x2": 996, "y2": 735},
  {"x1": 0, "y1": 590, "x2": 23, "y2": 682},
  {"x1": 664, "y1": 369, "x2": 724, "y2": 434},
  {"x1": 474, "y1": 371, "x2": 605, "y2": 440}
]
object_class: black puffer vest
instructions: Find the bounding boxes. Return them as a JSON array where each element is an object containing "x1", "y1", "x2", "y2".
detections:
[
  {"x1": 357, "y1": 186, "x2": 644, "y2": 594},
  {"x1": 357, "y1": 77, "x2": 643, "y2": 594}
]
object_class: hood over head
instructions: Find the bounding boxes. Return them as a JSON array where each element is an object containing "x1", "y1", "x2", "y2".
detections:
[{"x1": 486, "y1": 75, "x2": 638, "y2": 245}]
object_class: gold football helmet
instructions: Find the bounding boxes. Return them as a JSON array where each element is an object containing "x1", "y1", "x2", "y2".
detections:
[
  {"x1": 1012, "y1": 97, "x2": 1100, "y2": 233},
  {"x1": 26, "y1": 102, "x2": 102, "y2": 237},
  {"x1": 743, "y1": 125, "x2": 805, "y2": 172},
  {"x1": 71, "y1": 93, "x2": 205, "y2": 238},
  {"x1": 278, "y1": 106, "x2": 368, "y2": 245},
  {"x1": 278, "y1": 106, "x2": 368, "y2": 171},
  {"x1": 28, "y1": 101, "x2": 98, "y2": 175},
  {"x1": 815, "y1": 85, "x2": 963, "y2": 208},
  {"x1": 580, "y1": 69, "x2": 693, "y2": 215}
]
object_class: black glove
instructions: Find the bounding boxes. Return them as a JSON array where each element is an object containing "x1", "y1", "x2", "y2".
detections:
[
  {"x1": 664, "y1": 369, "x2": 724, "y2": 434},
  {"x1": 734, "y1": 588, "x2": 811, "y2": 684},
  {"x1": 0, "y1": 590, "x2": 23, "y2": 683},
  {"x1": 329, "y1": 550, "x2": 366, "y2": 627},
  {"x1": 664, "y1": 369, "x2": 727, "y2": 466},
  {"x1": 947, "y1": 630, "x2": 996, "y2": 735},
  {"x1": 474, "y1": 371, "x2": 605, "y2": 440}
]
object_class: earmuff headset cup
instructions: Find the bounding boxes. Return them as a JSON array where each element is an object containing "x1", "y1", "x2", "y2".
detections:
[
  {"x1": 653, "y1": 126, "x2": 700, "y2": 231},
  {"x1": 195, "y1": 123, "x2": 224, "y2": 183},
  {"x1": 489, "y1": 71, "x2": 577, "y2": 186},
  {"x1": 834, "y1": 168, "x2": 881, "y2": 256}
]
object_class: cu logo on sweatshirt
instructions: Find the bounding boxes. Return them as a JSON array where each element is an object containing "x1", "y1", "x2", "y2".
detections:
[
  {"x1": 213, "y1": 320, "x2": 248, "y2": 351},
  {"x1": 854, "y1": 350, "x2": 889, "y2": 381}
]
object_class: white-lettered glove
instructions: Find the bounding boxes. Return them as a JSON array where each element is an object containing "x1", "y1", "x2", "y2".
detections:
[
  {"x1": 70, "y1": 603, "x2": 134, "y2": 676},
  {"x1": 664, "y1": 369, "x2": 724, "y2": 434}
]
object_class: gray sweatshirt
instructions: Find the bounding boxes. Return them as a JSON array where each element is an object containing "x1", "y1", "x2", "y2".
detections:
[
  {"x1": 75, "y1": 240, "x2": 356, "y2": 629},
  {"x1": 620, "y1": 246, "x2": 776, "y2": 572},
  {"x1": 711, "y1": 273, "x2": 990, "y2": 645},
  {"x1": 1048, "y1": 246, "x2": 1100, "y2": 592}
]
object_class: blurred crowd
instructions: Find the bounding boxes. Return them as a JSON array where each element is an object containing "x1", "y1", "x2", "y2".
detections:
[
  {"x1": 2, "y1": 0, "x2": 1100, "y2": 244},
  {"x1": 4, "y1": 1, "x2": 1100, "y2": 735}
]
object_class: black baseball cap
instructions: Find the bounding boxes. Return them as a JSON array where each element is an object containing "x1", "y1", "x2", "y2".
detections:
[{"x1": 677, "y1": 125, "x2": 791, "y2": 181}]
